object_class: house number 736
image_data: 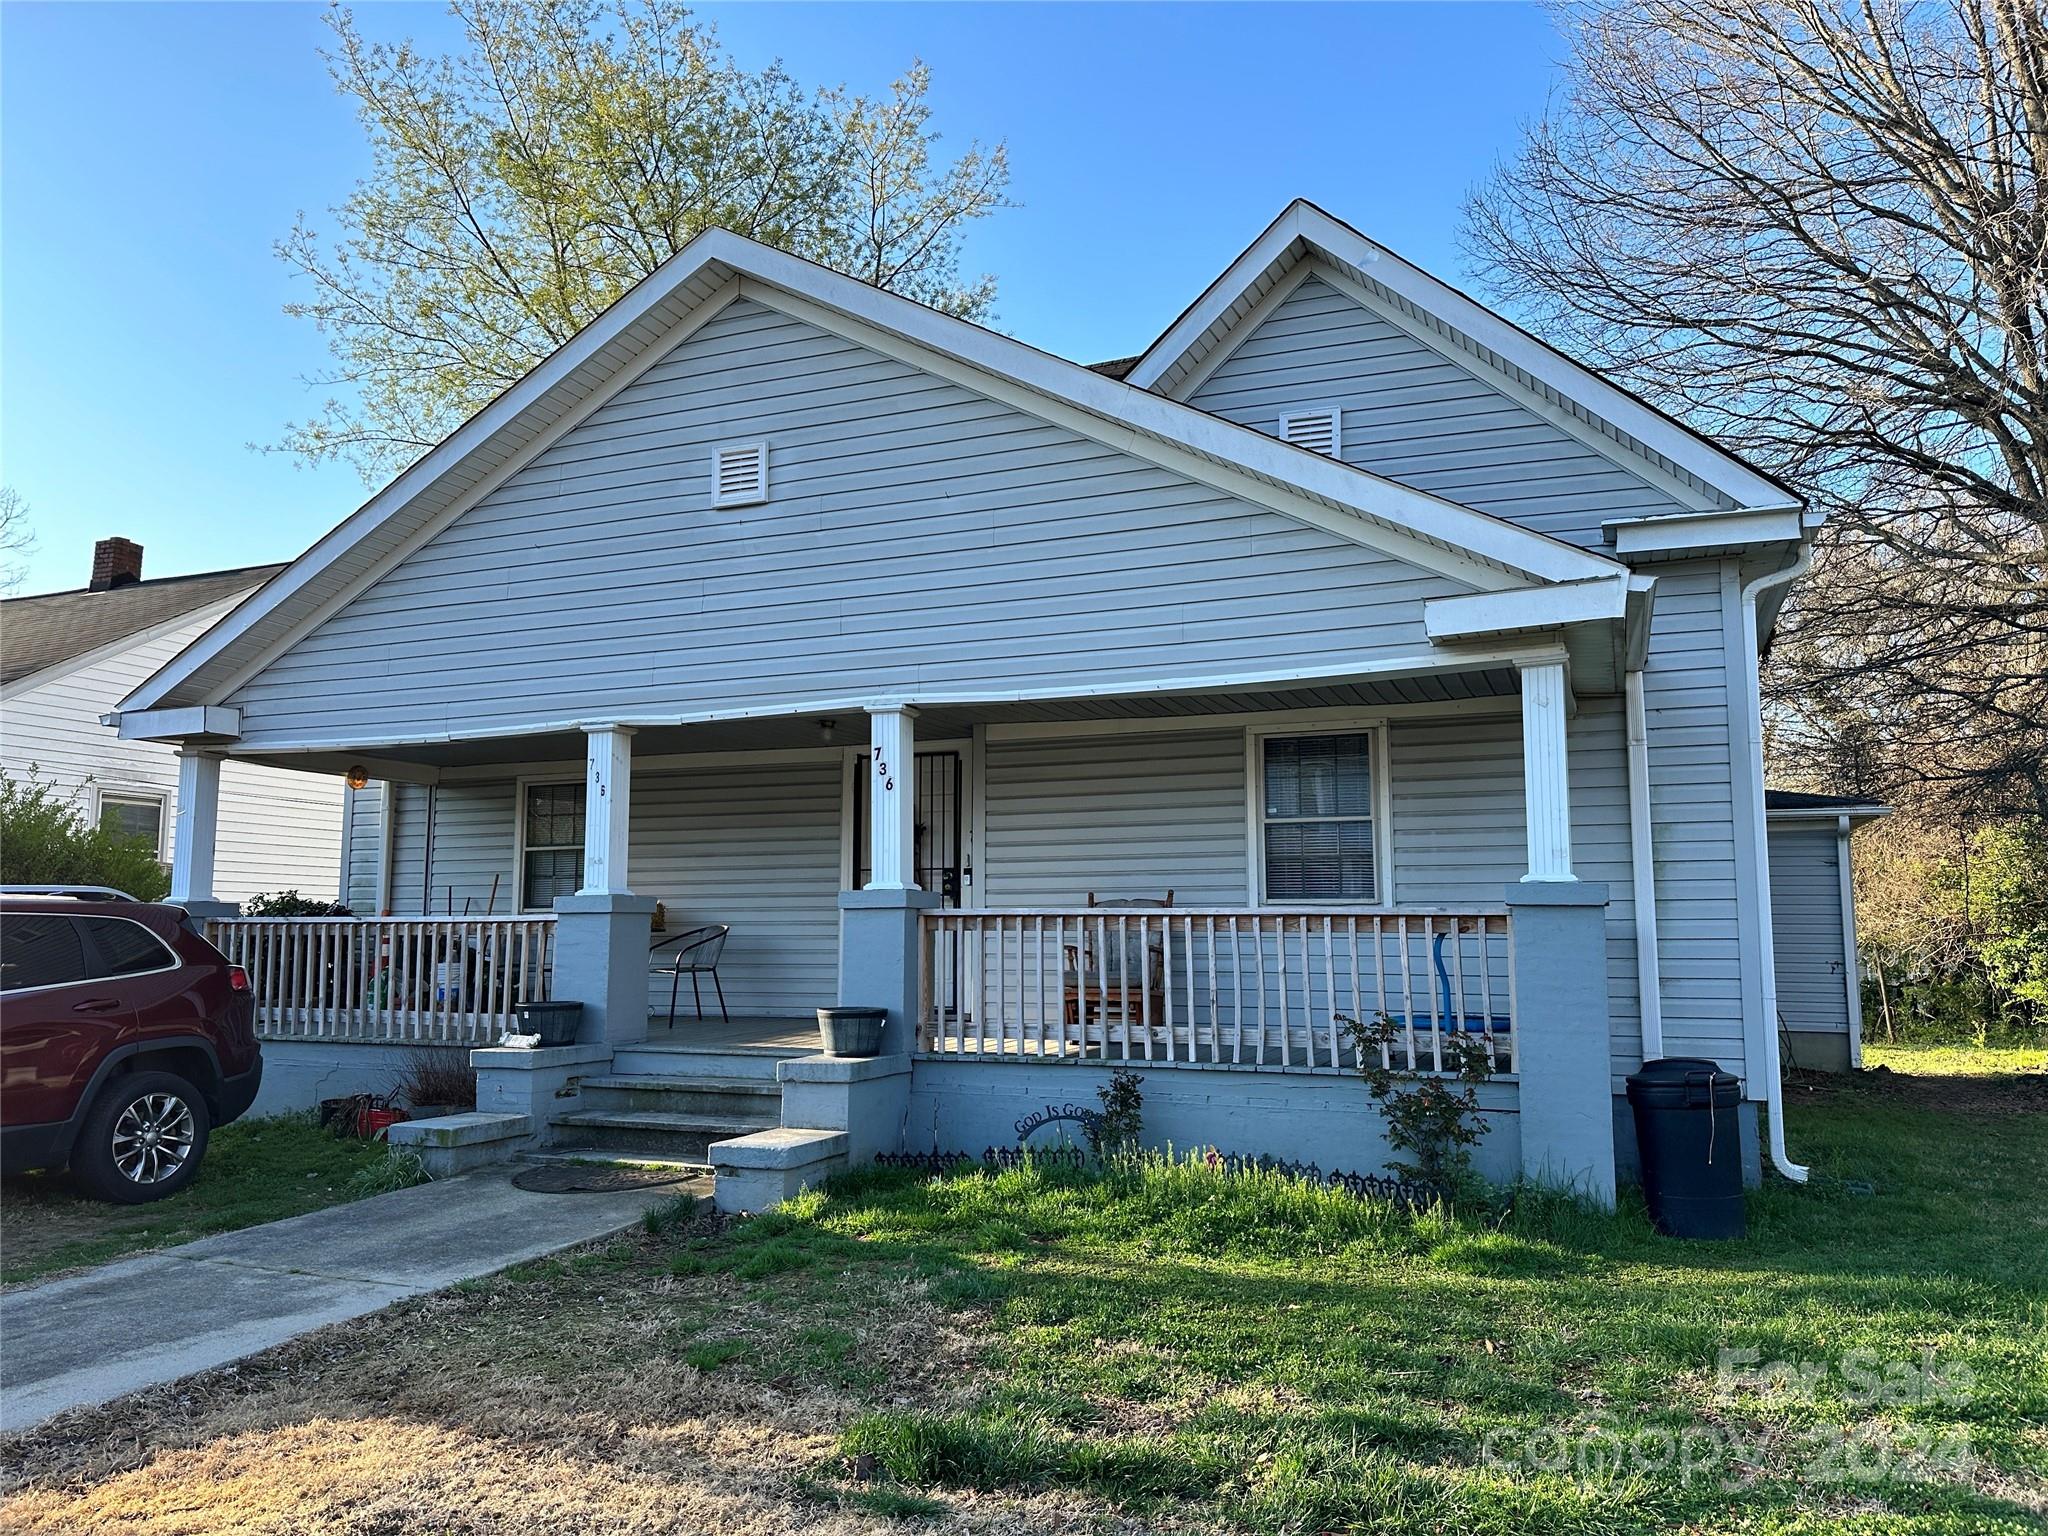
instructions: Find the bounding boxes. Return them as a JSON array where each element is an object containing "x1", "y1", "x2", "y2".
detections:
[{"x1": 873, "y1": 756, "x2": 894, "y2": 791}]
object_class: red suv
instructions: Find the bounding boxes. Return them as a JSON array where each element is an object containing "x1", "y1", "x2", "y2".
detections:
[{"x1": 0, "y1": 895, "x2": 262, "y2": 1202}]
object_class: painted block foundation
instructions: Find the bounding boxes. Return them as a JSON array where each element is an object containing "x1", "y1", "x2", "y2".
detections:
[{"x1": 904, "y1": 1058, "x2": 1522, "y2": 1182}]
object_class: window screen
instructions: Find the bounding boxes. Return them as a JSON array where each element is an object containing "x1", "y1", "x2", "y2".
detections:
[
  {"x1": 99, "y1": 794, "x2": 165, "y2": 855},
  {"x1": 1260, "y1": 733, "x2": 1378, "y2": 901},
  {"x1": 522, "y1": 782, "x2": 586, "y2": 910},
  {"x1": 80, "y1": 917, "x2": 176, "y2": 977},
  {"x1": 0, "y1": 914, "x2": 90, "y2": 991}
]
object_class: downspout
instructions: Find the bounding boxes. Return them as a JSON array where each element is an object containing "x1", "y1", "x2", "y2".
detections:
[
  {"x1": 1625, "y1": 668, "x2": 1665, "y2": 1059},
  {"x1": 1740, "y1": 544, "x2": 1812, "y2": 1183},
  {"x1": 1839, "y1": 813, "x2": 1863, "y2": 1071}
]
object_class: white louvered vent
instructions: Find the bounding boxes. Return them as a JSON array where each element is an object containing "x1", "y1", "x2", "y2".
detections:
[
  {"x1": 1278, "y1": 407, "x2": 1341, "y2": 458},
  {"x1": 712, "y1": 442, "x2": 768, "y2": 507}
]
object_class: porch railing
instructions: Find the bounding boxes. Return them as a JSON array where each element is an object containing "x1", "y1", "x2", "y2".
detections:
[
  {"x1": 204, "y1": 916, "x2": 556, "y2": 1047},
  {"x1": 919, "y1": 908, "x2": 1514, "y2": 1073}
]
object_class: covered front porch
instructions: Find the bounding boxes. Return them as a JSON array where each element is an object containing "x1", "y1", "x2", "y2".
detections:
[{"x1": 169, "y1": 647, "x2": 1620, "y2": 1201}]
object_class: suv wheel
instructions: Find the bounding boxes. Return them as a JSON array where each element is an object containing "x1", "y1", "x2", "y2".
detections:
[{"x1": 72, "y1": 1071, "x2": 212, "y2": 1204}]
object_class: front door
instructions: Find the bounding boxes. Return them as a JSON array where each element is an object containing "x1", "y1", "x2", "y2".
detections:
[
  {"x1": 852, "y1": 749, "x2": 966, "y2": 900},
  {"x1": 853, "y1": 749, "x2": 968, "y2": 1020}
]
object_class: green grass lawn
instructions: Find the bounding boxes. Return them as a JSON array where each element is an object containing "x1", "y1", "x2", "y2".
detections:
[
  {"x1": 0, "y1": 1112, "x2": 396, "y2": 1286},
  {"x1": 5, "y1": 1065, "x2": 2043, "y2": 1535},
  {"x1": 1863, "y1": 1039, "x2": 2048, "y2": 1077}
]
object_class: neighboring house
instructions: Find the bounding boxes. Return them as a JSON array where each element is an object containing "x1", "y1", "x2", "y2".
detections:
[
  {"x1": 1767, "y1": 790, "x2": 1890, "y2": 1073},
  {"x1": 1, "y1": 539, "x2": 344, "y2": 902},
  {"x1": 108, "y1": 202, "x2": 1841, "y2": 1201}
]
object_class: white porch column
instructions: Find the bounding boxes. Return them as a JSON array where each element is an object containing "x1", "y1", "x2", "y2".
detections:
[
  {"x1": 578, "y1": 724, "x2": 635, "y2": 896},
  {"x1": 1518, "y1": 658, "x2": 1575, "y2": 882},
  {"x1": 170, "y1": 748, "x2": 222, "y2": 905},
  {"x1": 864, "y1": 704, "x2": 919, "y2": 890}
]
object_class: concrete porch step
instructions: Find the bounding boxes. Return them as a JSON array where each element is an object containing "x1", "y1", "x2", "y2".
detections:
[
  {"x1": 609, "y1": 1044, "x2": 809, "y2": 1082},
  {"x1": 577, "y1": 1074, "x2": 782, "y2": 1118},
  {"x1": 521, "y1": 1149, "x2": 711, "y2": 1174},
  {"x1": 550, "y1": 1108, "x2": 779, "y2": 1161}
]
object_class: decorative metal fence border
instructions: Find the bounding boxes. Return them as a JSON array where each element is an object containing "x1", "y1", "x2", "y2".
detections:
[{"x1": 870, "y1": 1147, "x2": 1440, "y2": 1208}]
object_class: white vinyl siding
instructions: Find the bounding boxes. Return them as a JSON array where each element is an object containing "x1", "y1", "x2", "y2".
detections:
[
  {"x1": 1768, "y1": 824, "x2": 1850, "y2": 1038},
  {"x1": 1187, "y1": 273, "x2": 1694, "y2": 551},
  {"x1": 0, "y1": 597, "x2": 344, "y2": 902},
  {"x1": 223, "y1": 296, "x2": 1470, "y2": 749}
]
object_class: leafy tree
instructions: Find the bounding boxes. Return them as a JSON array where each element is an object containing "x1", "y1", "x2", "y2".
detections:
[
  {"x1": 0, "y1": 770, "x2": 171, "y2": 901},
  {"x1": 278, "y1": 0, "x2": 1011, "y2": 479},
  {"x1": 1465, "y1": 0, "x2": 2048, "y2": 822}
]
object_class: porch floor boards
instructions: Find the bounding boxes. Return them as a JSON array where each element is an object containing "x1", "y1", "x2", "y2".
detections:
[{"x1": 634, "y1": 1015, "x2": 819, "y2": 1055}]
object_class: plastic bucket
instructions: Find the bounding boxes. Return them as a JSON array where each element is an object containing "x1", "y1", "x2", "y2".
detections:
[
  {"x1": 816, "y1": 1007, "x2": 886, "y2": 1057},
  {"x1": 513, "y1": 1000, "x2": 585, "y2": 1047}
]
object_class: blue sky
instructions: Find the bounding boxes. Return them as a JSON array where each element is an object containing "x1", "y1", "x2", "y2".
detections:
[{"x1": 0, "y1": 2, "x2": 1562, "y2": 596}]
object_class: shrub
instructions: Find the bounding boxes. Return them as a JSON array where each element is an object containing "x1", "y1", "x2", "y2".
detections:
[
  {"x1": 0, "y1": 768, "x2": 170, "y2": 900},
  {"x1": 392, "y1": 1046, "x2": 476, "y2": 1110},
  {"x1": 1090, "y1": 1067, "x2": 1143, "y2": 1158},
  {"x1": 1341, "y1": 1012, "x2": 1494, "y2": 1199},
  {"x1": 242, "y1": 889, "x2": 353, "y2": 917}
]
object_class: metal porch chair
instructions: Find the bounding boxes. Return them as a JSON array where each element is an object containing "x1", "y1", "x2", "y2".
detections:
[{"x1": 651, "y1": 923, "x2": 731, "y2": 1026}]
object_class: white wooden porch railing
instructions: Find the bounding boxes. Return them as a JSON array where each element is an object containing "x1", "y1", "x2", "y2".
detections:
[
  {"x1": 205, "y1": 917, "x2": 556, "y2": 1046},
  {"x1": 920, "y1": 909, "x2": 1514, "y2": 1073}
]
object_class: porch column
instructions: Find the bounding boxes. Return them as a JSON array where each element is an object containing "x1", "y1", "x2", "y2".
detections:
[
  {"x1": 1507, "y1": 882, "x2": 1617, "y2": 1206},
  {"x1": 170, "y1": 749, "x2": 236, "y2": 918},
  {"x1": 1517, "y1": 658, "x2": 1575, "y2": 882},
  {"x1": 578, "y1": 723, "x2": 635, "y2": 896},
  {"x1": 551, "y1": 723, "x2": 653, "y2": 1047},
  {"x1": 864, "y1": 704, "x2": 919, "y2": 890}
]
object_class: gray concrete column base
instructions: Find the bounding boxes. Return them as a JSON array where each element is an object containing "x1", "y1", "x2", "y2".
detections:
[
  {"x1": 711, "y1": 1128, "x2": 849, "y2": 1214},
  {"x1": 471, "y1": 1041, "x2": 612, "y2": 1143},
  {"x1": 1506, "y1": 881, "x2": 1617, "y2": 1207},
  {"x1": 550, "y1": 893, "x2": 657, "y2": 1045},
  {"x1": 837, "y1": 888, "x2": 942, "y2": 1057}
]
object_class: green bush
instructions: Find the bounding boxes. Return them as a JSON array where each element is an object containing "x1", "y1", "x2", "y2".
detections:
[
  {"x1": 0, "y1": 768, "x2": 169, "y2": 900},
  {"x1": 241, "y1": 889, "x2": 352, "y2": 917}
]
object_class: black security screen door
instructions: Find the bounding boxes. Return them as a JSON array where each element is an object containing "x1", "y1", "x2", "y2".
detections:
[{"x1": 853, "y1": 750, "x2": 964, "y2": 900}]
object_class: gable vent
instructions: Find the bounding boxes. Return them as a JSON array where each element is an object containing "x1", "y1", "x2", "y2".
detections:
[
  {"x1": 1279, "y1": 407, "x2": 1341, "y2": 458},
  {"x1": 712, "y1": 442, "x2": 768, "y2": 507}
]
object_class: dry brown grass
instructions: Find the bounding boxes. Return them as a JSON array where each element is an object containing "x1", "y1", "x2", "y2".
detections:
[{"x1": 0, "y1": 1197, "x2": 1144, "y2": 1536}]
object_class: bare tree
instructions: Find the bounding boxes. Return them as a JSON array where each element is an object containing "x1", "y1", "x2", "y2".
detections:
[
  {"x1": 1466, "y1": 0, "x2": 2048, "y2": 820},
  {"x1": 277, "y1": 0, "x2": 1011, "y2": 480},
  {"x1": 0, "y1": 486, "x2": 34, "y2": 594}
]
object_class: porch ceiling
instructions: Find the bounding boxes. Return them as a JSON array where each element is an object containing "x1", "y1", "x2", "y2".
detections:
[{"x1": 245, "y1": 666, "x2": 1523, "y2": 776}]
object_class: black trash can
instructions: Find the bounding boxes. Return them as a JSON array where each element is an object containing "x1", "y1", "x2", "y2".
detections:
[
  {"x1": 816, "y1": 1007, "x2": 886, "y2": 1057},
  {"x1": 513, "y1": 1000, "x2": 584, "y2": 1048},
  {"x1": 1626, "y1": 1057, "x2": 1746, "y2": 1239}
]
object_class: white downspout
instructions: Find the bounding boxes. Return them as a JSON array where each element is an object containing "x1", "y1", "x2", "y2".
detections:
[
  {"x1": 1625, "y1": 668, "x2": 1665, "y2": 1059},
  {"x1": 1741, "y1": 544, "x2": 1813, "y2": 1183},
  {"x1": 1839, "y1": 813, "x2": 1864, "y2": 1071}
]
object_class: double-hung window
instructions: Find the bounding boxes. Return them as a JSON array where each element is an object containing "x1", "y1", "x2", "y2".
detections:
[
  {"x1": 1256, "y1": 731, "x2": 1380, "y2": 903},
  {"x1": 520, "y1": 782, "x2": 586, "y2": 910},
  {"x1": 98, "y1": 792, "x2": 167, "y2": 860}
]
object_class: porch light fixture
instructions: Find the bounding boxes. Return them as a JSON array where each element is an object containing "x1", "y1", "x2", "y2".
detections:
[
  {"x1": 344, "y1": 765, "x2": 370, "y2": 791},
  {"x1": 818, "y1": 717, "x2": 838, "y2": 744}
]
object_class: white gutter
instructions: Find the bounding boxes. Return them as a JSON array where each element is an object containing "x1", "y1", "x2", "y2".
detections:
[
  {"x1": 1839, "y1": 813, "x2": 1864, "y2": 1071},
  {"x1": 1740, "y1": 544, "x2": 1813, "y2": 1183},
  {"x1": 1624, "y1": 668, "x2": 1665, "y2": 1058}
]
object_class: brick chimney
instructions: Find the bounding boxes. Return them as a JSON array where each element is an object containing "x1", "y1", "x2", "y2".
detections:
[{"x1": 89, "y1": 537, "x2": 144, "y2": 591}]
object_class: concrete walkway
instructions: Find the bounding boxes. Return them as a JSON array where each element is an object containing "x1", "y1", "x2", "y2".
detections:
[{"x1": 0, "y1": 1166, "x2": 685, "y2": 1434}]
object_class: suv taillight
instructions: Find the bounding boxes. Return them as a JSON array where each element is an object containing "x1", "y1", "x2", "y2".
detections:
[{"x1": 228, "y1": 965, "x2": 250, "y2": 992}]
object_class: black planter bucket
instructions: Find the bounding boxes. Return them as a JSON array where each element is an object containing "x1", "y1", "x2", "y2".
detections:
[
  {"x1": 816, "y1": 1007, "x2": 886, "y2": 1057},
  {"x1": 513, "y1": 1000, "x2": 584, "y2": 1048}
]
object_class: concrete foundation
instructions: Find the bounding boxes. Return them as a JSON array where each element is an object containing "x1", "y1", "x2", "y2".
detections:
[
  {"x1": 248, "y1": 1039, "x2": 420, "y2": 1117},
  {"x1": 905, "y1": 1057, "x2": 1522, "y2": 1180}
]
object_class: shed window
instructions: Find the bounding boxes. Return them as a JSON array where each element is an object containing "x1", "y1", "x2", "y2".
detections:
[
  {"x1": 521, "y1": 782, "x2": 586, "y2": 910},
  {"x1": 98, "y1": 793, "x2": 166, "y2": 858},
  {"x1": 1258, "y1": 732, "x2": 1379, "y2": 902}
]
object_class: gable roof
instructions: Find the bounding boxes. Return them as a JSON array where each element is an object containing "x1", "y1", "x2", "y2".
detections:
[
  {"x1": 1, "y1": 564, "x2": 283, "y2": 687},
  {"x1": 120, "y1": 227, "x2": 1625, "y2": 718},
  {"x1": 1125, "y1": 200, "x2": 1799, "y2": 514}
]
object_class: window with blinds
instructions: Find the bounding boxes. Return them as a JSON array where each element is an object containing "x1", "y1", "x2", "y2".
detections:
[
  {"x1": 1259, "y1": 732, "x2": 1378, "y2": 902},
  {"x1": 520, "y1": 781, "x2": 586, "y2": 911}
]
